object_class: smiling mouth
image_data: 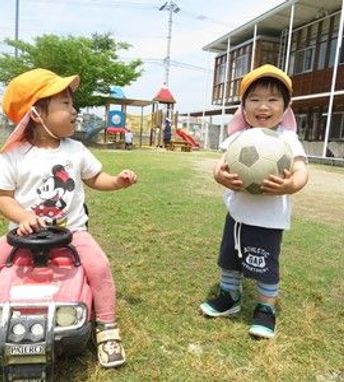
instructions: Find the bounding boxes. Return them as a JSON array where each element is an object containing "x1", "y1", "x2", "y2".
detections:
[{"x1": 256, "y1": 116, "x2": 271, "y2": 121}]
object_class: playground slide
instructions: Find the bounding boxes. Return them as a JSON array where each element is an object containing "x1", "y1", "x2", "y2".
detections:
[
  {"x1": 176, "y1": 129, "x2": 200, "y2": 149},
  {"x1": 84, "y1": 125, "x2": 105, "y2": 140}
]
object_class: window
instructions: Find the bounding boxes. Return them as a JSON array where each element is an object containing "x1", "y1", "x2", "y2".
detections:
[
  {"x1": 215, "y1": 57, "x2": 227, "y2": 85},
  {"x1": 317, "y1": 41, "x2": 327, "y2": 70},
  {"x1": 328, "y1": 36, "x2": 344, "y2": 66},
  {"x1": 261, "y1": 40, "x2": 279, "y2": 66},
  {"x1": 296, "y1": 114, "x2": 307, "y2": 139},
  {"x1": 292, "y1": 46, "x2": 315, "y2": 74},
  {"x1": 233, "y1": 53, "x2": 249, "y2": 79},
  {"x1": 288, "y1": 13, "x2": 344, "y2": 73},
  {"x1": 288, "y1": 53, "x2": 295, "y2": 75},
  {"x1": 328, "y1": 38, "x2": 337, "y2": 67},
  {"x1": 329, "y1": 113, "x2": 344, "y2": 140},
  {"x1": 340, "y1": 36, "x2": 344, "y2": 64}
]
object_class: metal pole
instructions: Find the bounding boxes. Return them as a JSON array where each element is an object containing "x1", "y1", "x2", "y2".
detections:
[
  {"x1": 139, "y1": 106, "x2": 144, "y2": 148},
  {"x1": 284, "y1": 3, "x2": 295, "y2": 72},
  {"x1": 202, "y1": 51, "x2": 211, "y2": 149},
  {"x1": 322, "y1": 0, "x2": 344, "y2": 157},
  {"x1": 165, "y1": 5, "x2": 173, "y2": 86},
  {"x1": 159, "y1": 1, "x2": 180, "y2": 87},
  {"x1": 219, "y1": 37, "x2": 231, "y2": 147},
  {"x1": 251, "y1": 24, "x2": 257, "y2": 70},
  {"x1": 14, "y1": 0, "x2": 19, "y2": 58}
]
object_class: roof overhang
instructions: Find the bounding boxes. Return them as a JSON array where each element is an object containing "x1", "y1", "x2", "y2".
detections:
[
  {"x1": 203, "y1": 0, "x2": 341, "y2": 53},
  {"x1": 99, "y1": 96, "x2": 153, "y2": 107}
]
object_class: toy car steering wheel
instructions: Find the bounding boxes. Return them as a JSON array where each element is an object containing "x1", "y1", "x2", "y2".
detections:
[{"x1": 7, "y1": 226, "x2": 72, "y2": 251}]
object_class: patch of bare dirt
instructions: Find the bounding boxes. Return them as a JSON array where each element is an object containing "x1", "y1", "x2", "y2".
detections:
[
  {"x1": 293, "y1": 166, "x2": 344, "y2": 225},
  {"x1": 194, "y1": 158, "x2": 344, "y2": 225}
]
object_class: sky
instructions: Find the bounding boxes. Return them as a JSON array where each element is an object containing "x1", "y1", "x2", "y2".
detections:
[{"x1": 0, "y1": 0, "x2": 285, "y2": 115}]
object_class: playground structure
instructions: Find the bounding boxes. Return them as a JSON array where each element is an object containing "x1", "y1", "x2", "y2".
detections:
[
  {"x1": 150, "y1": 85, "x2": 175, "y2": 147},
  {"x1": 99, "y1": 86, "x2": 153, "y2": 148},
  {"x1": 150, "y1": 85, "x2": 200, "y2": 151},
  {"x1": 75, "y1": 85, "x2": 201, "y2": 151}
]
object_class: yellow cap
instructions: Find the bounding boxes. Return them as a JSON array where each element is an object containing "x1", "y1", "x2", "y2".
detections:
[
  {"x1": 3, "y1": 68, "x2": 80, "y2": 124},
  {"x1": 1, "y1": 68, "x2": 80, "y2": 152},
  {"x1": 240, "y1": 64, "x2": 292, "y2": 98}
]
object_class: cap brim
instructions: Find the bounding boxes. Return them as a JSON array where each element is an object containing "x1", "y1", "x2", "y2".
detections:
[{"x1": 40, "y1": 75, "x2": 80, "y2": 99}]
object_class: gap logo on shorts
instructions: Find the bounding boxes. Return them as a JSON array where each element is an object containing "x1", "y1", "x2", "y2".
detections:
[{"x1": 243, "y1": 246, "x2": 270, "y2": 274}]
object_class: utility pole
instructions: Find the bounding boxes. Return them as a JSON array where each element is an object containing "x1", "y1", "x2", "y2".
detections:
[
  {"x1": 14, "y1": 0, "x2": 19, "y2": 58},
  {"x1": 159, "y1": 1, "x2": 180, "y2": 87}
]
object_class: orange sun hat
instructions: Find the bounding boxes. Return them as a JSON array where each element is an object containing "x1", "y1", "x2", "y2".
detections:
[
  {"x1": 1, "y1": 68, "x2": 80, "y2": 152},
  {"x1": 239, "y1": 64, "x2": 292, "y2": 99}
]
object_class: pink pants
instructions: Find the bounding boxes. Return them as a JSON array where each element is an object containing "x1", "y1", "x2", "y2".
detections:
[{"x1": 0, "y1": 230, "x2": 116, "y2": 323}]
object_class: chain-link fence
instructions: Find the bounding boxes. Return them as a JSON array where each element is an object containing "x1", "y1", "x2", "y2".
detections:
[{"x1": 0, "y1": 114, "x2": 12, "y2": 146}]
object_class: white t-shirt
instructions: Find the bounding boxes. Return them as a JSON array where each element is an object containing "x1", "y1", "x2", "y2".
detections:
[
  {"x1": 0, "y1": 139, "x2": 102, "y2": 231},
  {"x1": 223, "y1": 127, "x2": 307, "y2": 230},
  {"x1": 125, "y1": 132, "x2": 133, "y2": 144}
]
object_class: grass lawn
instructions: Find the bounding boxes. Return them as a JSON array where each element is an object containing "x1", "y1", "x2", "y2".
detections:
[{"x1": 0, "y1": 149, "x2": 343, "y2": 381}]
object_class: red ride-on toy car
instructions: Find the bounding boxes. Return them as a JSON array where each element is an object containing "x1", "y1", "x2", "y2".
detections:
[{"x1": 0, "y1": 227, "x2": 93, "y2": 382}]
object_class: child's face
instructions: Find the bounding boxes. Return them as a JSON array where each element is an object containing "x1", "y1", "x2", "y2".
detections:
[
  {"x1": 42, "y1": 90, "x2": 77, "y2": 138},
  {"x1": 243, "y1": 84, "x2": 285, "y2": 130}
]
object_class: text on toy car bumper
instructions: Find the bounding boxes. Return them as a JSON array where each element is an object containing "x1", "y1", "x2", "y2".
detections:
[{"x1": 7, "y1": 343, "x2": 45, "y2": 355}]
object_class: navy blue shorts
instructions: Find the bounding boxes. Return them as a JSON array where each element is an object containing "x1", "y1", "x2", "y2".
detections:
[{"x1": 218, "y1": 214, "x2": 283, "y2": 284}]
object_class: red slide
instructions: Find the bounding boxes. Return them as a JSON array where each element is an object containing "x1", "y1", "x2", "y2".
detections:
[{"x1": 176, "y1": 129, "x2": 200, "y2": 150}]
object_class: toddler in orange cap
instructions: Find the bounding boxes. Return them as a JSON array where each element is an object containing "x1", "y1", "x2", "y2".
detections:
[
  {"x1": 0, "y1": 68, "x2": 137, "y2": 367},
  {"x1": 200, "y1": 65, "x2": 308, "y2": 339}
]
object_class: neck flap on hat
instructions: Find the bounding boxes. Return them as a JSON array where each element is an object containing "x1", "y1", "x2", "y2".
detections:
[
  {"x1": 227, "y1": 105, "x2": 297, "y2": 135},
  {"x1": 0, "y1": 112, "x2": 31, "y2": 153}
]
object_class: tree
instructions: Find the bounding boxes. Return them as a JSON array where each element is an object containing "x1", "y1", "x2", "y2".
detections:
[{"x1": 0, "y1": 33, "x2": 143, "y2": 109}]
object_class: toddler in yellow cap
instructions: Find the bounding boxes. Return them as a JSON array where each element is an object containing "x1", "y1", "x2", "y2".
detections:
[
  {"x1": 0, "y1": 68, "x2": 137, "y2": 367},
  {"x1": 200, "y1": 64, "x2": 309, "y2": 339}
]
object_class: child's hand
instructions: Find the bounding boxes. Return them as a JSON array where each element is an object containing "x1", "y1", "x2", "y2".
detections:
[
  {"x1": 261, "y1": 159, "x2": 308, "y2": 195},
  {"x1": 116, "y1": 169, "x2": 137, "y2": 189},
  {"x1": 214, "y1": 159, "x2": 244, "y2": 191},
  {"x1": 17, "y1": 214, "x2": 46, "y2": 236},
  {"x1": 261, "y1": 169, "x2": 294, "y2": 195}
]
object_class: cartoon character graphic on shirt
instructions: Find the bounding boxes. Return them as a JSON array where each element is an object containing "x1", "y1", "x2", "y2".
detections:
[{"x1": 31, "y1": 164, "x2": 75, "y2": 226}]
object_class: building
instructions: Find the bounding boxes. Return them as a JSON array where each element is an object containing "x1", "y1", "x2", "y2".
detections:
[{"x1": 203, "y1": 0, "x2": 344, "y2": 158}]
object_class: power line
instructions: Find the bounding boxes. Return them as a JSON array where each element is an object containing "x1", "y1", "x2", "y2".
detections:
[
  {"x1": 26, "y1": 0, "x2": 157, "y2": 9},
  {"x1": 125, "y1": 57, "x2": 211, "y2": 73},
  {"x1": 170, "y1": 60, "x2": 210, "y2": 73}
]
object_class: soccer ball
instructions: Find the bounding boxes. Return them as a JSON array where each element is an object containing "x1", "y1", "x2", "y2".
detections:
[{"x1": 224, "y1": 128, "x2": 293, "y2": 194}]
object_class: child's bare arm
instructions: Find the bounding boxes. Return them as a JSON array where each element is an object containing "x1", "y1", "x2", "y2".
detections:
[
  {"x1": 83, "y1": 170, "x2": 137, "y2": 191},
  {"x1": 0, "y1": 189, "x2": 45, "y2": 235},
  {"x1": 213, "y1": 154, "x2": 244, "y2": 191},
  {"x1": 261, "y1": 157, "x2": 308, "y2": 195}
]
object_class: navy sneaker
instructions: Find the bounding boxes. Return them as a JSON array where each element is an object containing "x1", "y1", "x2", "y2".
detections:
[
  {"x1": 200, "y1": 288, "x2": 241, "y2": 317},
  {"x1": 249, "y1": 303, "x2": 276, "y2": 339}
]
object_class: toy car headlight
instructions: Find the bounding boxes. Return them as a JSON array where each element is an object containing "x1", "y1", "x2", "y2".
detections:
[
  {"x1": 11, "y1": 323, "x2": 26, "y2": 342},
  {"x1": 12, "y1": 323, "x2": 26, "y2": 336},
  {"x1": 56, "y1": 305, "x2": 86, "y2": 328},
  {"x1": 30, "y1": 323, "x2": 45, "y2": 340}
]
